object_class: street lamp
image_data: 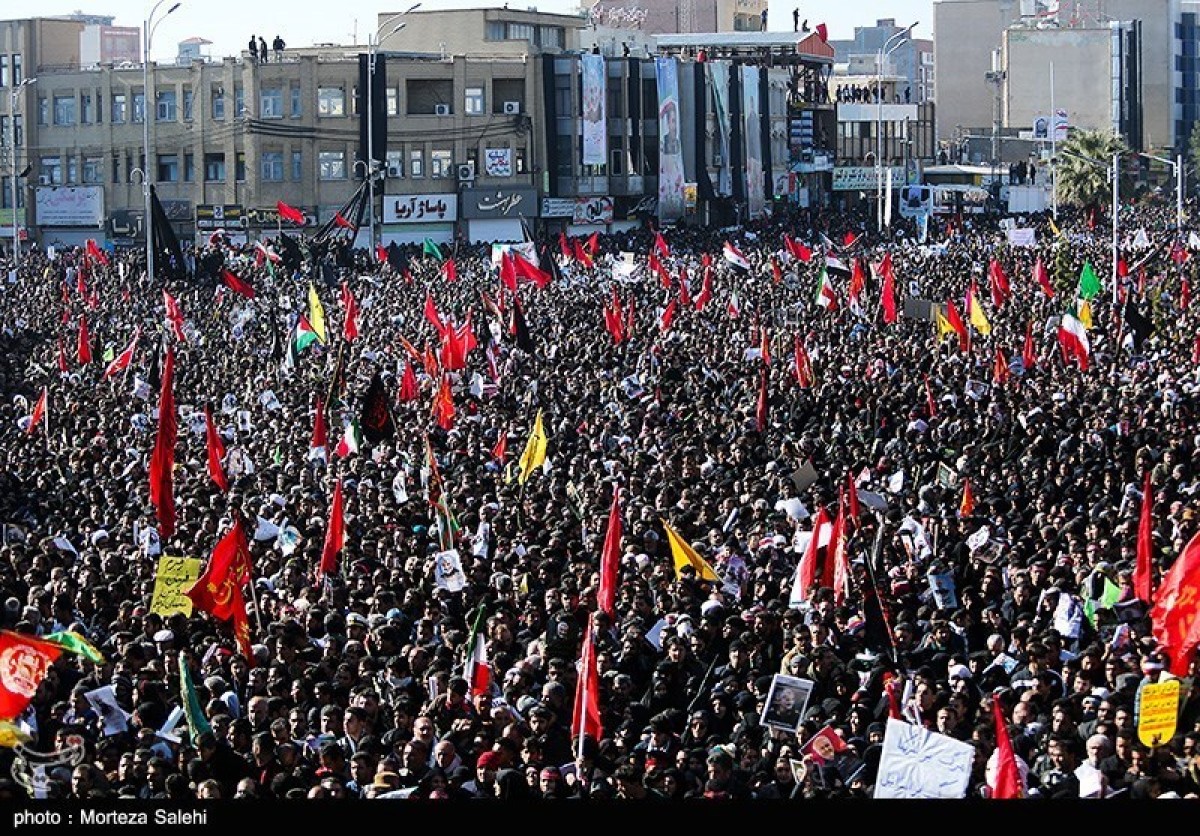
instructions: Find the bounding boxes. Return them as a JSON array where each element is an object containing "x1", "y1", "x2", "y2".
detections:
[
  {"x1": 1137, "y1": 151, "x2": 1184, "y2": 232},
  {"x1": 8, "y1": 76, "x2": 35, "y2": 270},
  {"x1": 366, "y1": 3, "x2": 420, "y2": 254},
  {"x1": 1059, "y1": 148, "x2": 1120, "y2": 304},
  {"x1": 143, "y1": 0, "x2": 181, "y2": 286},
  {"x1": 876, "y1": 21, "x2": 916, "y2": 231}
]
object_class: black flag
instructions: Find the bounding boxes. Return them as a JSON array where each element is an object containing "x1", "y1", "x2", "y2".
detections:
[
  {"x1": 150, "y1": 185, "x2": 188, "y2": 282},
  {"x1": 1123, "y1": 298, "x2": 1153, "y2": 351},
  {"x1": 511, "y1": 296, "x2": 534, "y2": 353},
  {"x1": 278, "y1": 233, "x2": 304, "y2": 273},
  {"x1": 359, "y1": 372, "x2": 395, "y2": 444}
]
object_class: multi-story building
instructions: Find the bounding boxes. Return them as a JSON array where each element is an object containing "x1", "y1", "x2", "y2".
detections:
[
  {"x1": 829, "y1": 18, "x2": 935, "y2": 104},
  {"x1": 591, "y1": 0, "x2": 767, "y2": 36}
]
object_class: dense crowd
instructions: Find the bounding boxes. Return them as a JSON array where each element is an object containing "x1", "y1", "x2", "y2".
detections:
[{"x1": 0, "y1": 199, "x2": 1198, "y2": 801}]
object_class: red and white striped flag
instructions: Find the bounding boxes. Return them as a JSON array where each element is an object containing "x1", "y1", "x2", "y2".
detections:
[{"x1": 723, "y1": 241, "x2": 750, "y2": 271}]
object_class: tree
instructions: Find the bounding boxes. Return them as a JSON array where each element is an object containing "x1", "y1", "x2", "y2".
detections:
[
  {"x1": 1189, "y1": 122, "x2": 1200, "y2": 198},
  {"x1": 1055, "y1": 130, "x2": 1131, "y2": 211}
]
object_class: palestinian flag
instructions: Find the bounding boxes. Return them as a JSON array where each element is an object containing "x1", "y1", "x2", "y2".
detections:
[{"x1": 294, "y1": 315, "x2": 320, "y2": 353}]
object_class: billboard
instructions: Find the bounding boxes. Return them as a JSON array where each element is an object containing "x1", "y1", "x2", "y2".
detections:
[
  {"x1": 35, "y1": 186, "x2": 104, "y2": 227},
  {"x1": 581, "y1": 54, "x2": 607, "y2": 167},
  {"x1": 655, "y1": 57, "x2": 685, "y2": 222},
  {"x1": 742, "y1": 66, "x2": 764, "y2": 220}
]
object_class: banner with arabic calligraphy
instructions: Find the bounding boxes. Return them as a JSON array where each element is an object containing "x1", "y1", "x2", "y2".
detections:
[
  {"x1": 382, "y1": 194, "x2": 458, "y2": 224},
  {"x1": 741, "y1": 65, "x2": 764, "y2": 221},
  {"x1": 707, "y1": 61, "x2": 732, "y2": 197},
  {"x1": 582, "y1": 54, "x2": 608, "y2": 167},
  {"x1": 656, "y1": 58, "x2": 685, "y2": 223},
  {"x1": 485, "y1": 148, "x2": 513, "y2": 178}
]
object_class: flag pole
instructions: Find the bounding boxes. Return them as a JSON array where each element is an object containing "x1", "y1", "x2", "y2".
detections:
[{"x1": 576, "y1": 626, "x2": 589, "y2": 763}]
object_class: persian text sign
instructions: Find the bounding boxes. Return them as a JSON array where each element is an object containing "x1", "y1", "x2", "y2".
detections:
[
  {"x1": 149, "y1": 556, "x2": 202, "y2": 617},
  {"x1": 874, "y1": 719, "x2": 974, "y2": 799}
]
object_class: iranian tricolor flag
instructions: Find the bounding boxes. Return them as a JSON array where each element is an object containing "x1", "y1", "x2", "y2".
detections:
[
  {"x1": 466, "y1": 631, "x2": 490, "y2": 696},
  {"x1": 1058, "y1": 312, "x2": 1090, "y2": 371},
  {"x1": 334, "y1": 420, "x2": 363, "y2": 458},
  {"x1": 815, "y1": 267, "x2": 838, "y2": 310}
]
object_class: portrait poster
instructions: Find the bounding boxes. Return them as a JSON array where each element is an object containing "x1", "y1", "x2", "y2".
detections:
[
  {"x1": 582, "y1": 54, "x2": 607, "y2": 166},
  {"x1": 655, "y1": 57, "x2": 685, "y2": 222},
  {"x1": 741, "y1": 65, "x2": 764, "y2": 220},
  {"x1": 759, "y1": 674, "x2": 814, "y2": 734},
  {"x1": 707, "y1": 61, "x2": 732, "y2": 196}
]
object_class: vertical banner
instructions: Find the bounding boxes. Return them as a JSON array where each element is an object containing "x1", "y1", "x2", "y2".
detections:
[
  {"x1": 741, "y1": 65, "x2": 764, "y2": 220},
  {"x1": 708, "y1": 61, "x2": 732, "y2": 196},
  {"x1": 581, "y1": 54, "x2": 608, "y2": 167},
  {"x1": 885, "y1": 168, "x2": 894, "y2": 228},
  {"x1": 656, "y1": 57, "x2": 685, "y2": 223}
]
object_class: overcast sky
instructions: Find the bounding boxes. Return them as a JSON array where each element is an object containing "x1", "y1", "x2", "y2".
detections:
[{"x1": 27, "y1": 0, "x2": 931, "y2": 61}]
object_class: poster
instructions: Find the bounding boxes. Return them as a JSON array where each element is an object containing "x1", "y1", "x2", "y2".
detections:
[
  {"x1": 1136, "y1": 679, "x2": 1180, "y2": 747},
  {"x1": 484, "y1": 148, "x2": 512, "y2": 178},
  {"x1": 759, "y1": 675, "x2": 814, "y2": 733},
  {"x1": 655, "y1": 57, "x2": 685, "y2": 223},
  {"x1": 741, "y1": 65, "x2": 764, "y2": 220},
  {"x1": 874, "y1": 718, "x2": 974, "y2": 799},
  {"x1": 149, "y1": 556, "x2": 202, "y2": 617},
  {"x1": 581, "y1": 54, "x2": 607, "y2": 167},
  {"x1": 708, "y1": 61, "x2": 732, "y2": 196},
  {"x1": 433, "y1": 548, "x2": 466, "y2": 593}
]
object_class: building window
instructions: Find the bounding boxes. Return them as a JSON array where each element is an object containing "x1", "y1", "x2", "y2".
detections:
[
  {"x1": 516, "y1": 146, "x2": 526, "y2": 174},
  {"x1": 183, "y1": 89, "x2": 193, "y2": 120},
  {"x1": 291, "y1": 84, "x2": 302, "y2": 117},
  {"x1": 261, "y1": 150, "x2": 284, "y2": 181},
  {"x1": 261, "y1": 86, "x2": 283, "y2": 118},
  {"x1": 12, "y1": 115, "x2": 20, "y2": 146},
  {"x1": 157, "y1": 153, "x2": 179, "y2": 182},
  {"x1": 204, "y1": 152, "x2": 225, "y2": 182},
  {"x1": 409, "y1": 148, "x2": 423, "y2": 178},
  {"x1": 465, "y1": 87, "x2": 484, "y2": 115},
  {"x1": 430, "y1": 148, "x2": 452, "y2": 178},
  {"x1": 53, "y1": 95, "x2": 75, "y2": 126},
  {"x1": 111, "y1": 154, "x2": 119, "y2": 184},
  {"x1": 83, "y1": 156, "x2": 102, "y2": 184},
  {"x1": 292, "y1": 149, "x2": 302, "y2": 180},
  {"x1": 386, "y1": 86, "x2": 399, "y2": 116},
  {"x1": 537, "y1": 26, "x2": 563, "y2": 48},
  {"x1": 0, "y1": 56, "x2": 7, "y2": 87},
  {"x1": 508, "y1": 23, "x2": 534, "y2": 41},
  {"x1": 80, "y1": 93, "x2": 93, "y2": 124},
  {"x1": 386, "y1": 150, "x2": 403, "y2": 177},
  {"x1": 133, "y1": 92, "x2": 145, "y2": 123},
  {"x1": 66, "y1": 157, "x2": 78, "y2": 184},
  {"x1": 212, "y1": 86, "x2": 225, "y2": 119},
  {"x1": 184, "y1": 153, "x2": 194, "y2": 182},
  {"x1": 40, "y1": 157, "x2": 62, "y2": 185},
  {"x1": 37, "y1": 97, "x2": 47, "y2": 126},
  {"x1": 485, "y1": 21, "x2": 505, "y2": 40},
  {"x1": 156, "y1": 90, "x2": 177, "y2": 121},
  {"x1": 236, "y1": 151, "x2": 246, "y2": 181},
  {"x1": 318, "y1": 150, "x2": 346, "y2": 179},
  {"x1": 112, "y1": 92, "x2": 126, "y2": 124},
  {"x1": 12, "y1": 55, "x2": 20, "y2": 85},
  {"x1": 234, "y1": 86, "x2": 244, "y2": 117},
  {"x1": 318, "y1": 87, "x2": 345, "y2": 117}
]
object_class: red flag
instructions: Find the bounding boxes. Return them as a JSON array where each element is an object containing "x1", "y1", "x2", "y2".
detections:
[
  {"x1": 884, "y1": 675, "x2": 902, "y2": 720},
  {"x1": 340, "y1": 281, "x2": 360, "y2": 342},
  {"x1": 678, "y1": 267, "x2": 692, "y2": 307},
  {"x1": 959, "y1": 479, "x2": 976, "y2": 517},
  {"x1": 991, "y1": 699, "x2": 1024, "y2": 799},
  {"x1": 1135, "y1": 472, "x2": 1154, "y2": 604},
  {"x1": 848, "y1": 258, "x2": 866, "y2": 302},
  {"x1": 755, "y1": 368, "x2": 768, "y2": 432},
  {"x1": 760, "y1": 328, "x2": 771, "y2": 366},
  {"x1": 318, "y1": 480, "x2": 345, "y2": 578},
  {"x1": 432, "y1": 375, "x2": 455, "y2": 430},
  {"x1": 311, "y1": 396, "x2": 328, "y2": 453},
  {"x1": 846, "y1": 473, "x2": 860, "y2": 523},
  {"x1": 573, "y1": 239, "x2": 594, "y2": 269},
  {"x1": 649, "y1": 252, "x2": 671, "y2": 289},
  {"x1": 1032, "y1": 257, "x2": 1055, "y2": 298},
  {"x1": 423, "y1": 344, "x2": 440, "y2": 379},
  {"x1": 163, "y1": 290, "x2": 187, "y2": 343},
  {"x1": 558, "y1": 231, "x2": 572, "y2": 259},
  {"x1": 499, "y1": 251, "x2": 517, "y2": 292},
  {"x1": 881, "y1": 256, "x2": 897, "y2": 324},
  {"x1": 653, "y1": 231, "x2": 670, "y2": 258},
  {"x1": 924, "y1": 375, "x2": 937, "y2": 417},
  {"x1": 784, "y1": 234, "x2": 812, "y2": 262},
  {"x1": 695, "y1": 263, "x2": 713, "y2": 310},
  {"x1": 149, "y1": 348, "x2": 177, "y2": 538},
  {"x1": 659, "y1": 299, "x2": 677, "y2": 333},
  {"x1": 603, "y1": 293, "x2": 625, "y2": 343},
  {"x1": 221, "y1": 269, "x2": 256, "y2": 299},
  {"x1": 398, "y1": 361, "x2": 419, "y2": 402},
  {"x1": 86, "y1": 238, "x2": 110, "y2": 267},
  {"x1": 27, "y1": 387, "x2": 47, "y2": 435},
  {"x1": 1117, "y1": 257, "x2": 1129, "y2": 278},
  {"x1": 1150, "y1": 532, "x2": 1200, "y2": 676},
  {"x1": 1171, "y1": 240, "x2": 1189, "y2": 265},
  {"x1": 441, "y1": 258, "x2": 457, "y2": 282},
  {"x1": 184, "y1": 516, "x2": 254, "y2": 661},
  {"x1": 333, "y1": 211, "x2": 354, "y2": 230},
  {"x1": 571, "y1": 624, "x2": 603, "y2": 746},
  {"x1": 74, "y1": 270, "x2": 87, "y2": 298},
  {"x1": 1182, "y1": 276, "x2": 1191, "y2": 311},
  {"x1": 423, "y1": 293, "x2": 447, "y2": 336},
  {"x1": 57, "y1": 339, "x2": 68, "y2": 373},
  {"x1": 375, "y1": 243, "x2": 388, "y2": 264},
  {"x1": 793, "y1": 337, "x2": 813, "y2": 388},
  {"x1": 816, "y1": 22, "x2": 828, "y2": 41},
  {"x1": 770, "y1": 256, "x2": 783, "y2": 285},
  {"x1": 945, "y1": 299, "x2": 968, "y2": 351},
  {"x1": 585, "y1": 231, "x2": 599, "y2": 257},
  {"x1": 491, "y1": 432, "x2": 507, "y2": 463},
  {"x1": 989, "y1": 259, "x2": 1011, "y2": 308},
  {"x1": 276, "y1": 200, "x2": 306, "y2": 225},
  {"x1": 205, "y1": 405, "x2": 229, "y2": 493},
  {"x1": 794, "y1": 507, "x2": 827, "y2": 604},
  {"x1": 598, "y1": 488, "x2": 622, "y2": 619},
  {"x1": 512, "y1": 252, "x2": 552, "y2": 288},
  {"x1": 0, "y1": 632, "x2": 63, "y2": 720},
  {"x1": 103, "y1": 328, "x2": 140, "y2": 380},
  {"x1": 828, "y1": 497, "x2": 849, "y2": 603},
  {"x1": 993, "y1": 347, "x2": 1010, "y2": 385},
  {"x1": 77, "y1": 316, "x2": 92, "y2": 365},
  {"x1": 1022, "y1": 321, "x2": 1037, "y2": 370},
  {"x1": 842, "y1": 230, "x2": 857, "y2": 248}
]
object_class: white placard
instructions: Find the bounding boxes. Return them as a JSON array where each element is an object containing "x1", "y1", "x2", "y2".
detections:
[
  {"x1": 35, "y1": 186, "x2": 105, "y2": 227},
  {"x1": 874, "y1": 718, "x2": 974, "y2": 799}
]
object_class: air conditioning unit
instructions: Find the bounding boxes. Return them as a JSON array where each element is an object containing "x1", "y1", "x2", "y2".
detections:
[
  {"x1": 387, "y1": 165, "x2": 401, "y2": 178},
  {"x1": 712, "y1": 153, "x2": 723, "y2": 167},
  {"x1": 38, "y1": 175, "x2": 51, "y2": 186},
  {"x1": 434, "y1": 103, "x2": 451, "y2": 116},
  {"x1": 503, "y1": 101, "x2": 521, "y2": 115},
  {"x1": 457, "y1": 162, "x2": 475, "y2": 183}
]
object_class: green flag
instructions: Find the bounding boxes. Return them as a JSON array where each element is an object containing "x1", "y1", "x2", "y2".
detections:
[
  {"x1": 1083, "y1": 576, "x2": 1122, "y2": 627},
  {"x1": 179, "y1": 651, "x2": 212, "y2": 740},
  {"x1": 1078, "y1": 262, "x2": 1102, "y2": 300},
  {"x1": 422, "y1": 238, "x2": 445, "y2": 262},
  {"x1": 43, "y1": 631, "x2": 105, "y2": 665}
]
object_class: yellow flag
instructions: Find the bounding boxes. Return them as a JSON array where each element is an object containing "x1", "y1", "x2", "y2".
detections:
[
  {"x1": 967, "y1": 288, "x2": 992, "y2": 336},
  {"x1": 308, "y1": 282, "x2": 327, "y2": 343},
  {"x1": 662, "y1": 519, "x2": 720, "y2": 582},
  {"x1": 517, "y1": 410, "x2": 547, "y2": 485},
  {"x1": 1077, "y1": 298, "x2": 1093, "y2": 330},
  {"x1": 0, "y1": 721, "x2": 31, "y2": 749},
  {"x1": 935, "y1": 309, "x2": 956, "y2": 341},
  {"x1": 1049, "y1": 216, "x2": 1062, "y2": 237}
]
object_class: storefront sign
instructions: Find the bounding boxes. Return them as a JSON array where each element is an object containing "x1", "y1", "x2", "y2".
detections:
[
  {"x1": 460, "y1": 187, "x2": 537, "y2": 220},
  {"x1": 383, "y1": 193, "x2": 457, "y2": 224}
]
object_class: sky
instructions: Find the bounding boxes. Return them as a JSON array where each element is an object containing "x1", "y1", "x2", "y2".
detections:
[{"x1": 29, "y1": 0, "x2": 932, "y2": 62}]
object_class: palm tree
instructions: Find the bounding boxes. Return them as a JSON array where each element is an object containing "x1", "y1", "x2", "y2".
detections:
[{"x1": 1054, "y1": 130, "x2": 1131, "y2": 210}]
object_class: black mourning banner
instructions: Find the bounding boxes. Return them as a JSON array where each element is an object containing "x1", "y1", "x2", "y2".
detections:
[{"x1": 360, "y1": 372, "x2": 395, "y2": 444}]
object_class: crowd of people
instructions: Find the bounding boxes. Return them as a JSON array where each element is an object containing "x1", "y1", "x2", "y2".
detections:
[{"x1": 0, "y1": 197, "x2": 1198, "y2": 801}]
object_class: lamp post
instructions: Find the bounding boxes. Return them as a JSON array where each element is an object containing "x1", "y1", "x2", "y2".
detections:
[
  {"x1": 366, "y1": 3, "x2": 420, "y2": 254},
  {"x1": 1137, "y1": 151, "x2": 1183, "y2": 232},
  {"x1": 8, "y1": 76, "x2": 35, "y2": 270},
  {"x1": 143, "y1": 0, "x2": 181, "y2": 285},
  {"x1": 876, "y1": 22, "x2": 916, "y2": 231},
  {"x1": 1059, "y1": 148, "x2": 1120, "y2": 304}
]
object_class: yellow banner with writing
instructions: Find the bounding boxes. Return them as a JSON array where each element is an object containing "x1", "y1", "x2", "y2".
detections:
[
  {"x1": 1136, "y1": 678, "x2": 1180, "y2": 747},
  {"x1": 149, "y1": 556, "x2": 202, "y2": 617}
]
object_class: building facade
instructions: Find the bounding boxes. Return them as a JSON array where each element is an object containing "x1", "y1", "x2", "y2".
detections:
[
  {"x1": 829, "y1": 18, "x2": 935, "y2": 104},
  {"x1": 590, "y1": 0, "x2": 767, "y2": 36}
]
